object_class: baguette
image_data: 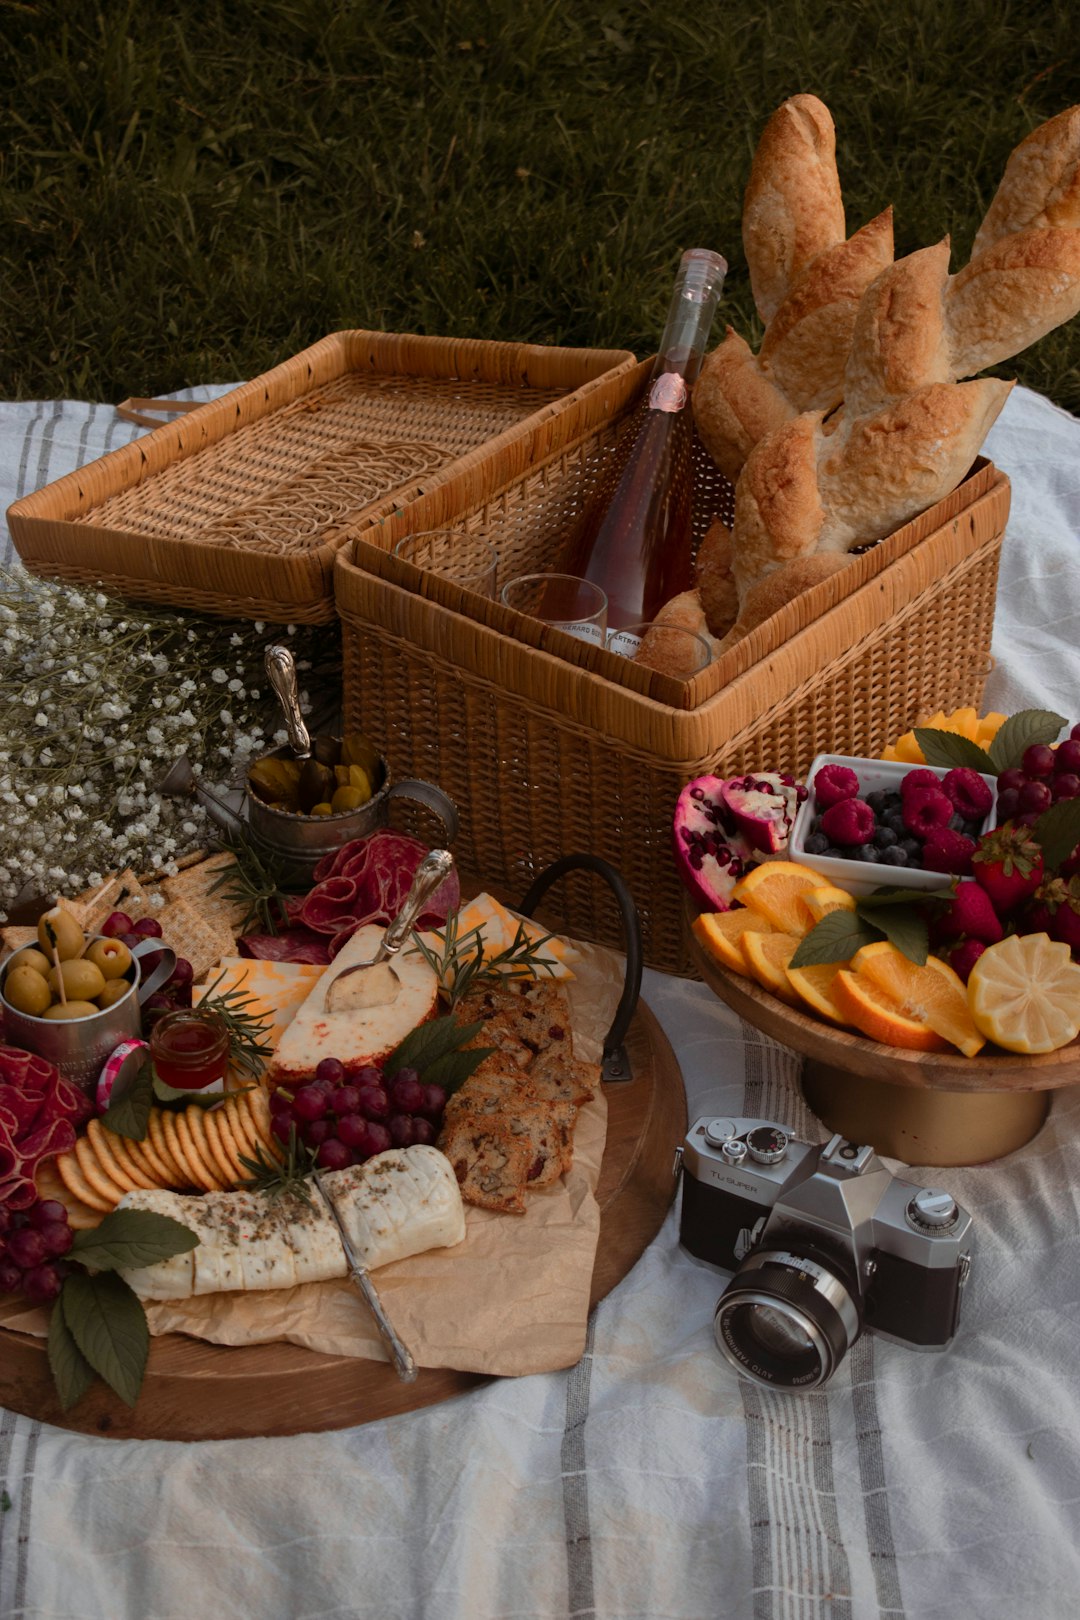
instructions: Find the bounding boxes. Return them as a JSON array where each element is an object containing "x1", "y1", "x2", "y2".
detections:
[
  {"x1": 972, "y1": 105, "x2": 1080, "y2": 254},
  {"x1": 742, "y1": 94, "x2": 846, "y2": 322},
  {"x1": 714, "y1": 553, "x2": 853, "y2": 655},
  {"x1": 694, "y1": 519, "x2": 739, "y2": 636}
]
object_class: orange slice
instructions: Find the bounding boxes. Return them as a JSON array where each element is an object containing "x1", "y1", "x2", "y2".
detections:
[
  {"x1": 740, "y1": 931, "x2": 802, "y2": 1004},
  {"x1": 784, "y1": 959, "x2": 852, "y2": 1025},
  {"x1": 803, "y1": 885, "x2": 857, "y2": 925},
  {"x1": 730, "y1": 861, "x2": 821, "y2": 935},
  {"x1": 691, "y1": 909, "x2": 775, "y2": 974},
  {"x1": 832, "y1": 970, "x2": 950, "y2": 1052},
  {"x1": 851, "y1": 941, "x2": 985, "y2": 1057},
  {"x1": 968, "y1": 933, "x2": 1080, "y2": 1054}
]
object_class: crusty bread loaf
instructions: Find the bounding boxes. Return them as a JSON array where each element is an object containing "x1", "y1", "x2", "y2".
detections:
[
  {"x1": 694, "y1": 519, "x2": 739, "y2": 635},
  {"x1": 843, "y1": 240, "x2": 953, "y2": 419},
  {"x1": 972, "y1": 105, "x2": 1080, "y2": 254},
  {"x1": 693, "y1": 330, "x2": 796, "y2": 482},
  {"x1": 742, "y1": 94, "x2": 846, "y2": 322},
  {"x1": 947, "y1": 226, "x2": 1080, "y2": 376},
  {"x1": 714, "y1": 554, "x2": 853, "y2": 654},
  {"x1": 636, "y1": 590, "x2": 724, "y2": 673}
]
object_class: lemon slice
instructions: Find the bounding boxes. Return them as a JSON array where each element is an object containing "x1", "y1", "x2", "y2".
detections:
[{"x1": 968, "y1": 934, "x2": 1080, "y2": 1054}]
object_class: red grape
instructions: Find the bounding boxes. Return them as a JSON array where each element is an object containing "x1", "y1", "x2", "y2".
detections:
[
  {"x1": 316, "y1": 1139, "x2": 350, "y2": 1172},
  {"x1": 292, "y1": 1084, "x2": 329, "y2": 1122},
  {"x1": 388, "y1": 1114, "x2": 414, "y2": 1148},
  {"x1": 995, "y1": 787, "x2": 1020, "y2": 822},
  {"x1": 6, "y1": 1228, "x2": 46, "y2": 1268},
  {"x1": 169, "y1": 957, "x2": 194, "y2": 988},
  {"x1": 1023, "y1": 744, "x2": 1056, "y2": 779},
  {"x1": 315, "y1": 1057, "x2": 346, "y2": 1085},
  {"x1": 0, "y1": 1205, "x2": 10, "y2": 1236},
  {"x1": 336, "y1": 1114, "x2": 369, "y2": 1150},
  {"x1": 997, "y1": 767, "x2": 1026, "y2": 794},
  {"x1": 389, "y1": 1074, "x2": 425, "y2": 1114},
  {"x1": 101, "y1": 910, "x2": 134, "y2": 938},
  {"x1": 1019, "y1": 780, "x2": 1053, "y2": 815},
  {"x1": 134, "y1": 916, "x2": 164, "y2": 939},
  {"x1": 269, "y1": 1088, "x2": 293, "y2": 1116},
  {"x1": 119, "y1": 932, "x2": 142, "y2": 950},
  {"x1": 0, "y1": 1260, "x2": 21, "y2": 1293},
  {"x1": 421, "y1": 1083, "x2": 447, "y2": 1118},
  {"x1": 363, "y1": 1122, "x2": 392, "y2": 1156},
  {"x1": 39, "y1": 1222, "x2": 73, "y2": 1259},
  {"x1": 28, "y1": 1200, "x2": 67, "y2": 1229},
  {"x1": 1055, "y1": 739, "x2": 1080, "y2": 776},
  {"x1": 271, "y1": 1113, "x2": 294, "y2": 1146},
  {"x1": 353, "y1": 1066, "x2": 382, "y2": 1089},
  {"x1": 301, "y1": 1119, "x2": 331, "y2": 1149},
  {"x1": 1072, "y1": 723, "x2": 1080, "y2": 742},
  {"x1": 330, "y1": 1086, "x2": 362, "y2": 1116},
  {"x1": 22, "y1": 1264, "x2": 63, "y2": 1304},
  {"x1": 1053, "y1": 773, "x2": 1080, "y2": 801},
  {"x1": 138, "y1": 948, "x2": 166, "y2": 976},
  {"x1": 411, "y1": 1118, "x2": 436, "y2": 1147},
  {"x1": 357, "y1": 1085, "x2": 389, "y2": 1122}
]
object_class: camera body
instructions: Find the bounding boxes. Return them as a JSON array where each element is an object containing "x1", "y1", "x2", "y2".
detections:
[{"x1": 677, "y1": 1117, "x2": 974, "y2": 1387}]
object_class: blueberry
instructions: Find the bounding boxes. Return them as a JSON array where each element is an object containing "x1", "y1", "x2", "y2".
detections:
[
  {"x1": 882, "y1": 846, "x2": 910, "y2": 866},
  {"x1": 901, "y1": 837, "x2": 922, "y2": 860},
  {"x1": 872, "y1": 825, "x2": 898, "y2": 849},
  {"x1": 857, "y1": 845, "x2": 882, "y2": 862},
  {"x1": 866, "y1": 790, "x2": 889, "y2": 813},
  {"x1": 810, "y1": 817, "x2": 822, "y2": 833},
  {"x1": 884, "y1": 791, "x2": 903, "y2": 810},
  {"x1": 883, "y1": 809, "x2": 906, "y2": 834},
  {"x1": 948, "y1": 812, "x2": 965, "y2": 832},
  {"x1": 805, "y1": 832, "x2": 829, "y2": 855},
  {"x1": 824, "y1": 847, "x2": 847, "y2": 860},
  {"x1": 963, "y1": 818, "x2": 983, "y2": 837}
]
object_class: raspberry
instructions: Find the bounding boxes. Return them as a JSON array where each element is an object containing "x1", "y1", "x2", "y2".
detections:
[
  {"x1": 820, "y1": 797, "x2": 875, "y2": 847},
  {"x1": 902, "y1": 787, "x2": 954, "y2": 837},
  {"x1": 941, "y1": 767, "x2": 993, "y2": 822},
  {"x1": 901, "y1": 769, "x2": 942, "y2": 799},
  {"x1": 921, "y1": 828, "x2": 977, "y2": 875},
  {"x1": 813, "y1": 763, "x2": 861, "y2": 811}
]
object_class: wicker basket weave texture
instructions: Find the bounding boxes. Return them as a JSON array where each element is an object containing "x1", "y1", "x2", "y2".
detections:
[{"x1": 337, "y1": 440, "x2": 1009, "y2": 974}]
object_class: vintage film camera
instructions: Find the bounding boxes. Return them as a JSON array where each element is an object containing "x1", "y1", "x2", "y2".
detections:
[{"x1": 676, "y1": 1117, "x2": 974, "y2": 1389}]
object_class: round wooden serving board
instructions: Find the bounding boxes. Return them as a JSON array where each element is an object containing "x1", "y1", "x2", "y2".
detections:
[
  {"x1": 0, "y1": 999, "x2": 686, "y2": 1441},
  {"x1": 689, "y1": 929, "x2": 1080, "y2": 1167}
]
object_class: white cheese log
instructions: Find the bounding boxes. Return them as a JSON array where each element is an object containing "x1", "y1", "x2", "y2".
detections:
[
  {"x1": 268, "y1": 924, "x2": 439, "y2": 1086},
  {"x1": 117, "y1": 1146, "x2": 466, "y2": 1300}
]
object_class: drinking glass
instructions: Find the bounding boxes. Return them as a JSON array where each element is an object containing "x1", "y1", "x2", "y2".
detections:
[
  {"x1": 500, "y1": 574, "x2": 608, "y2": 647},
  {"x1": 393, "y1": 530, "x2": 499, "y2": 598},
  {"x1": 606, "y1": 620, "x2": 713, "y2": 678}
]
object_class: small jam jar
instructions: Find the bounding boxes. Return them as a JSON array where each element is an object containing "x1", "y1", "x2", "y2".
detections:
[{"x1": 150, "y1": 1009, "x2": 230, "y2": 1091}]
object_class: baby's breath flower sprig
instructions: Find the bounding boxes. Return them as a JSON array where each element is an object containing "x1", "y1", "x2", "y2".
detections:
[{"x1": 0, "y1": 566, "x2": 340, "y2": 919}]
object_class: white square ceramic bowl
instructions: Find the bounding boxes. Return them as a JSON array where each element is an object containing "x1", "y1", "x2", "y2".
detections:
[{"x1": 789, "y1": 753, "x2": 998, "y2": 898}]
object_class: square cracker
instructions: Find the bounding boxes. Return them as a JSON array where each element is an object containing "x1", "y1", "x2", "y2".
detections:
[
  {"x1": 156, "y1": 896, "x2": 235, "y2": 982},
  {"x1": 161, "y1": 852, "x2": 250, "y2": 940}
]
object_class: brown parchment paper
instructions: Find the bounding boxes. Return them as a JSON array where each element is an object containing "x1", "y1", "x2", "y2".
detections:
[{"x1": 1, "y1": 942, "x2": 624, "y2": 1377}]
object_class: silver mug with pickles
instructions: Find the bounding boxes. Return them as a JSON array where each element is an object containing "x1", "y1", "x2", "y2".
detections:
[{"x1": 0, "y1": 908, "x2": 176, "y2": 1095}]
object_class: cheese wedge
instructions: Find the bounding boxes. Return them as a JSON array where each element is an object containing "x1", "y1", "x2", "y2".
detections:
[
  {"x1": 116, "y1": 1146, "x2": 466, "y2": 1300},
  {"x1": 195, "y1": 958, "x2": 324, "y2": 1083},
  {"x1": 268, "y1": 924, "x2": 439, "y2": 1086},
  {"x1": 417, "y1": 893, "x2": 579, "y2": 980}
]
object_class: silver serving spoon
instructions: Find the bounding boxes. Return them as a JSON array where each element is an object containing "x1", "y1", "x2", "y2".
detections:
[
  {"x1": 263, "y1": 644, "x2": 312, "y2": 760},
  {"x1": 324, "y1": 848, "x2": 455, "y2": 1012}
]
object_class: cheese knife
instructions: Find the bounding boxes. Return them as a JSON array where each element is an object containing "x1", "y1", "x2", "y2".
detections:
[
  {"x1": 312, "y1": 1166, "x2": 418, "y2": 1382},
  {"x1": 325, "y1": 848, "x2": 455, "y2": 1011}
]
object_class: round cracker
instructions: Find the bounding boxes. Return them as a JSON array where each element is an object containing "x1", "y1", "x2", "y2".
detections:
[
  {"x1": 208, "y1": 1101, "x2": 247, "y2": 1179},
  {"x1": 173, "y1": 1108, "x2": 222, "y2": 1191},
  {"x1": 89, "y1": 1119, "x2": 156, "y2": 1192},
  {"x1": 36, "y1": 1157, "x2": 105, "y2": 1228},
  {"x1": 202, "y1": 1106, "x2": 243, "y2": 1186},
  {"x1": 74, "y1": 1133, "x2": 127, "y2": 1204},
  {"x1": 161, "y1": 1108, "x2": 198, "y2": 1189},
  {"x1": 225, "y1": 1092, "x2": 264, "y2": 1158},
  {"x1": 58, "y1": 1147, "x2": 116, "y2": 1213},
  {"x1": 240, "y1": 1086, "x2": 276, "y2": 1155},
  {"x1": 147, "y1": 1109, "x2": 186, "y2": 1185},
  {"x1": 187, "y1": 1107, "x2": 229, "y2": 1190},
  {"x1": 126, "y1": 1126, "x2": 174, "y2": 1187}
]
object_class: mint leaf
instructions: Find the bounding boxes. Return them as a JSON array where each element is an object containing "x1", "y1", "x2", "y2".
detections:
[
  {"x1": 100, "y1": 1048, "x2": 154, "y2": 1141},
  {"x1": 988, "y1": 709, "x2": 1067, "y2": 773},
  {"x1": 914, "y1": 729, "x2": 996, "y2": 773},
  {"x1": 60, "y1": 1271, "x2": 149, "y2": 1409},
  {"x1": 71, "y1": 1210, "x2": 199, "y2": 1274},
  {"x1": 384, "y1": 1016, "x2": 485, "y2": 1079},
  {"x1": 789, "y1": 912, "x2": 881, "y2": 968},
  {"x1": 1030, "y1": 799, "x2": 1080, "y2": 872},
  {"x1": 856, "y1": 902, "x2": 928, "y2": 965},
  {"x1": 48, "y1": 1287, "x2": 95, "y2": 1412},
  {"x1": 423, "y1": 1046, "x2": 498, "y2": 1095}
]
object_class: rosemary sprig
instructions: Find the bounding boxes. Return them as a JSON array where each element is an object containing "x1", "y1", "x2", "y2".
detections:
[
  {"x1": 410, "y1": 911, "x2": 561, "y2": 1009},
  {"x1": 208, "y1": 824, "x2": 308, "y2": 936},
  {"x1": 238, "y1": 1124, "x2": 317, "y2": 1210},
  {"x1": 197, "y1": 970, "x2": 276, "y2": 1078}
]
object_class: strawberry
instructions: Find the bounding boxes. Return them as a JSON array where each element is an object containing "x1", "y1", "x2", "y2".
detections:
[
  {"x1": 932, "y1": 880, "x2": 1004, "y2": 945},
  {"x1": 972, "y1": 823, "x2": 1044, "y2": 914},
  {"x1": 1025, "y1": 875, "x2": 1080, "y2": 955}
]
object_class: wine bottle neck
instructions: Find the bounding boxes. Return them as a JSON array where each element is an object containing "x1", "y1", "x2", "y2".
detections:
[{"x1": 649, "y1": 247, "x2": 728, "y2": 390}]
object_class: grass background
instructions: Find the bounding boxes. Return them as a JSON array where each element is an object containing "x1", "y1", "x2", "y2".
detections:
[{"x1": 1, "y1": 0, "x2": 1079, "y2": 408}]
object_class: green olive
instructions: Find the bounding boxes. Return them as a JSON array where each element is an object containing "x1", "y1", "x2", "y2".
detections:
[
  {"x1": 85, "y1": 938, "x2": 133, "y2": 980},
  {"x1": 37, "y1": 908, "x2": 85, "y2": 963},
  {"x1": 309, "y1": 801, "x2": 334, "y2": 816},
  {"x1": 96, "y1": 979, "x2": 132, "y2": 1010},
  {"x1": 7, "y1": 947, "x2": 51, "y2": 978},
  {"x1": 3, "y1": 964, "x2": 53, "y2": 1017},
  {"x1": 330, "y1": 784, "x2": 368, "y2": 814},
  {"x1": 42, "y1": 1000, "x2": 101, "y2": 1021},
  {"x1": 47, "y1": 959, "x2": 107, "y2": 1003}
]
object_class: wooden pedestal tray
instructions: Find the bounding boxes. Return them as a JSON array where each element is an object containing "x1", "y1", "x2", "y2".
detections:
[
  {"x1": 0, "y1": 1007, "x2": 686, "y2": 1441},
  {"x1": 689, "y1": 931, "x2": 1079, "y2": 1168}
]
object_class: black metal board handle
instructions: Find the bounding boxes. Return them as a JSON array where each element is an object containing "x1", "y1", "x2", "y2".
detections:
[{"x1": 516, "y1": 854, "x2": 643, "y2": 1081}]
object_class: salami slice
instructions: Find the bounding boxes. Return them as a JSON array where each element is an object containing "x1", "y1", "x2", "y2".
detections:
[
  {"x1": 238, "y1": 929, "x2": 332, "y2": 965},
  {"x1": 0, "y1": 1044, "x2": 90, "y2": 1210}
]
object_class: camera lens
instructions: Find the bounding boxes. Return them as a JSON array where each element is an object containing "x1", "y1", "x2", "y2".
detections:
[{"x1": 713, "y1": 1249, "x2": 861, "y2": 1389}]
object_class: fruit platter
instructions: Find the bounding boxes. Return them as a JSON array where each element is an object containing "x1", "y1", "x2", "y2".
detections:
[
  {"x1": 674, "y1": 707, "x2": 1080, "y2": 1167},
  {"x1": 0, "y1": 818, "x2": 686, "y2": 1440}
]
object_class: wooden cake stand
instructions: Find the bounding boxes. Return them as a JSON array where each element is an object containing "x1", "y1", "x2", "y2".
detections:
[
  {"x1": 688, "y1": 932, "x2": 1079, "y2": 1168},
  {"x1": 0, "y1": 999, "x2": 686, "y2": 1441}
]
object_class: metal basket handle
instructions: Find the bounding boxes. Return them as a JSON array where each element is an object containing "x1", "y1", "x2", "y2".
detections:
[{"x1": 516, "y1": 854, "x2": 642, "y2": 1083}]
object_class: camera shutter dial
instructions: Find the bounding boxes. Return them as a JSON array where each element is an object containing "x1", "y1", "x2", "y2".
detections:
[
  {"x1": 745, "y1": 1125, "x2": 789, "y2": 1165},
  {"x1": 906, "y1": 1188, "x2": 959, "y2": 1232},
  {"x1": 704, "y1": 1118, "x2": 738, "y2": 1147}
]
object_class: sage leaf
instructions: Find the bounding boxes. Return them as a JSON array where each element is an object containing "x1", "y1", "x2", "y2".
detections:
[
  {"x1": 424, "y1": 1046, "x2": 498, "y2": 1096},
  {"x1": 385, "y1": 1016, "x2": 485, "y2": 1078},
  {"x1": 856, "y1": 902, "x2": 928, "y2": 965},
  {"x1": 61, "y1": 1271, "x2": 149, "y2": 1409},
  {"x1": 48, "y1": 1286, "x2": 95, "y2": 1412},
  {"x1": 857, "y1": 884, "x2": 953, "y2": 908},
  {"x1": 1030, "y1": 798, "x2": 1080, "y2": 873},
  {"x1": 100, "y1": 1048, "x2": 154, "y2": 1142},
  {"x1": 914, "y1": 729, "x2": 996, "y2": 774},
  {"x1": 71, "y1": 1210, "x2": 199, "y2": 1274},
  {"x1": 789, "y1": 912, "x2": 881, "y2": 968},
  {"x1": 988, "y1": 709, "x2": 1067, "y2": 774}
]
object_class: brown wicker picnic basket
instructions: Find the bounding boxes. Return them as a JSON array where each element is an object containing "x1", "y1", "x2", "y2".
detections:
[
  {"x1": 335, "y1": 362, "x2": 1010, "y2": 974},
  {"x1": 6, "y1": 330, "x2": 635, "y2": 623}
]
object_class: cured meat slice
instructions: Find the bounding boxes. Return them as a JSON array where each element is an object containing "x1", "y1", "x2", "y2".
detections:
[
  {"x1": 0, "y1": 1045, "x2": 89, "y2": 1211},
  {"x1": 237, "y1": 929, "x2": 332, "y2": 965}
]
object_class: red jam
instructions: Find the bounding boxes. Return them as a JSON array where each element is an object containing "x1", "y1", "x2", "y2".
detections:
[{"x1": 150, "y1": 1010, "x2": 229, "y2": 1091}]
